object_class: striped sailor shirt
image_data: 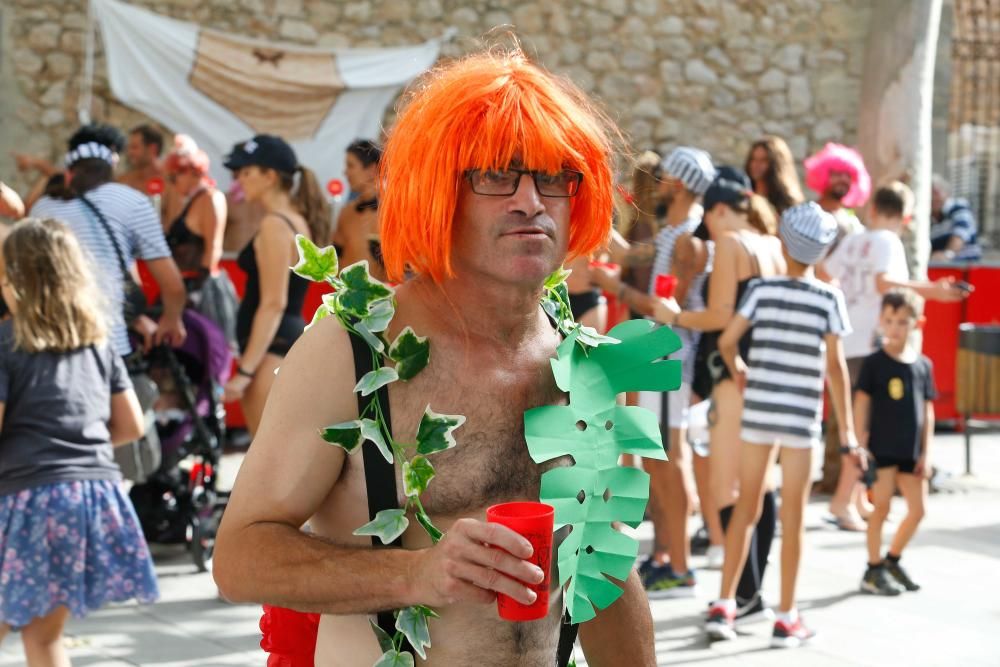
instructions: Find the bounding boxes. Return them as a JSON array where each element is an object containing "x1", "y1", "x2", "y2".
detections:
[
  {"x1": 30, "y1": 183, "x2": 171, "y2": 356},
  {"x1": 737, "y1": 276, "x2": 851, "y2": 445}
]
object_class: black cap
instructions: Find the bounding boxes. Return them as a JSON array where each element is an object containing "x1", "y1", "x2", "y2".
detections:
[
  {"x1": 702, "y1": 166, "x2": 752, "y2": 213},
  {"x1": 224, "y1": 134, "x2": 298, "y2": 174}
]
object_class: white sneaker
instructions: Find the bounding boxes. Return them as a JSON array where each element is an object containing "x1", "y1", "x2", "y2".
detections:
[{"x1": 706, "y1": 545, "x2": 724, "y2": 570}]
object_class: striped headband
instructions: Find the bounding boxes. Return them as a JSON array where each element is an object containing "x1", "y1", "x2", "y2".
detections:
[
  {"x1": 64, "y1": 142, "x2": 117, "y2": 167},
  {"x1": 779, "y1": 202, "x2": 838, "y2": 265},
  {"x1": 660, "y1": 147, "x2": 716, "y2": 196}
]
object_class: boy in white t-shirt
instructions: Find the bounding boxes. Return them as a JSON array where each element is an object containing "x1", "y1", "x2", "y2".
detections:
[{"x1": 822, "y1": 181, "x2": 967, "y2": 524}]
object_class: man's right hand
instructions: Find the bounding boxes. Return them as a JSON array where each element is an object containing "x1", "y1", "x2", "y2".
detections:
[
  {"x1": 927, "y1": 277, "x2": 968, "y2": 302},
  {"x1": 411, "y1": 518, "x2": 544, "y2": 608}
]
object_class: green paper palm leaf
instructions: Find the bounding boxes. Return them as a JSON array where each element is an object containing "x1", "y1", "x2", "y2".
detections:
[{"x1": 525, "y1": 320, "x2": 682, "y2": 623}]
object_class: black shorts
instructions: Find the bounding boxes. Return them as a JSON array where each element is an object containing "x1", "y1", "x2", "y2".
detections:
[{"x1": 872, "y1": 454, "x2": 918, "y2": 474}]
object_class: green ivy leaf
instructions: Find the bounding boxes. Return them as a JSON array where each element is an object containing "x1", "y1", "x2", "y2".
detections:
[
  {"x1": 337, "y1": 261, "x2": 393, "y2": 318},
  {"x1": 359, "y1": 418, "x2": 393, "y2": 464},
  {"x1": 361, "y1": 297, "x2": 396, "y2": 334},
  {"x1": 387, "y1": 327, "x2": 430, "y2": 381},
  {"x1": 373, "y1": 649, "x2": 414, "y2": 667},
  {"x1": 368, "y1": 619, "x2": 395, "y2": 654},
  {"x1": 318, "y1": 420, "x2": 364, "y2": 454},
  {"x1": 354, "y1": 322, "x2": 385, "y2": 353},
  {"x1": 544, "y1": 266, "x2": 572, "y2": 290},
  {"x1": 402, "y1": 455, "x2": 435, "y2": 497},
  {"x1": 304, "y1": 303, "x2": 332, "y2": 331},
  {"x1": 414, "y1": 506, "x2": 443, "y2": 543},
  {"x1": 355, "y1": 367, "x2": 399, "y2": 397},
  {"x1": 395, "y1": 605, "x2": 436, "y2": 659},
  {"x1": 291, "y1": 234, "x2": 339, "y2": 283},
  {"x1": 353, "y1": 509, "x2": 409, "y2": 545},
  {"x1": 415, "y1": 407, "x2": 466, "y2": 455},
  {"x1": 573, "y1": 323, "x2": 621, "y2": 348}
]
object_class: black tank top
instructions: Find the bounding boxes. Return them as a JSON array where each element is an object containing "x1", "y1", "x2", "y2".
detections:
[
  {"x1": 235, "y1": 213, "x2": 311, "y2": 354},
  {"x1": 165, "y1": 189, "x2": 208, "y2": 274},
  {"x1": 697, "y1": 235, "x2": 761, "y2": 383}
]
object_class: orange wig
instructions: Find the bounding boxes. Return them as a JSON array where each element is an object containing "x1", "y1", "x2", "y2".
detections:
[{"x1": 379, "y1": 48, "x2": 619, "y2": 283}]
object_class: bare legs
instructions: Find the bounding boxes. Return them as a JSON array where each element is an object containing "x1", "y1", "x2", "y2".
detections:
[
  {"x1": 693, "y1": 453, "x2": 724, "y2": 548},
  {"x1": 240, "y1": 352, "x2": 284, "y2": 437},
  {"x1": 663, "y1": 428, "x2": 693, "y2": 573},
  {"x1": 777, "y1": 448, "x2": 812, "y2": 613},
  {"x1": 718, "y1": 442, "x2": 777, "y2": 601},
  {"x1": 889, "y1": 473, "x2": 927, "y2": 557},
  {"x1": 718, "y1": 444, "x2": 812, "y2": 614},
  {"x1": 708, "y1": 381, "x2": 743, "y2": 509},
  {"x1": 21, "y1": 606, "x2": 71, "y2": 667}
]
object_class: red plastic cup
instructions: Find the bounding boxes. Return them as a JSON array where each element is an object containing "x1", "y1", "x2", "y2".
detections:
[
  {"x1": 654, "y1": 273, "x2": 677, "y2": 299},
  {"x1": 485, "y1": 501, "x2": 554, "y2": 622},
  {"x1": 588, "y1": 260, "x2": 620, "y2": 272}
]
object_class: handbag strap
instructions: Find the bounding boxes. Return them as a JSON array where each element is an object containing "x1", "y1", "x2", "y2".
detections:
[{"x1": 78, "y1": 193, "x2": 132, "y2": 285}]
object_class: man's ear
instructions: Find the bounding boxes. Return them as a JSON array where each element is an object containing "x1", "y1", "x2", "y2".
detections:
[
  {"x1": 902, "y1": 214, "x2": 913, "y2": 228},
  {"x1": 916, "y1": 315, "x2": 926, "y2": 330}
]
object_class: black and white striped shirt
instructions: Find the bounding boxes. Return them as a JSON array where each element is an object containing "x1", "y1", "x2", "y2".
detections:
[
  {"x1": 30, "y1": 183, "x2": 171, "y2": 356},
  {"x1": 737, "y1": 277, "x2": 851, "y2": 444},
  {"x1": 649, "y1": 216, "x2": 701, "y2": 382}
]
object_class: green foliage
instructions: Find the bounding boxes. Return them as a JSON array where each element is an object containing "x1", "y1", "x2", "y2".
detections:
[
  {"x1": 525, "y1": 319, "x2": 683, "y2": 622},
  {"x1": 354, "y1": 509, "x2": 409, "y2": 546},
  {"x1": 415, "y1": 407, "x2": 465, "y2": 455},
  {"x1": 292, "y1": 235, "x2": 338, "y2": 283},
  {"x1": 388, "y1": 327, "x2": 430, "y2": 381}
]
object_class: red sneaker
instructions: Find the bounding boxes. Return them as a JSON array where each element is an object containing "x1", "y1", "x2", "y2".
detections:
[
  {"x1": 705, "y1": 602, "x2": 737, "y2": 641},
  {"x1": 770, "y1": 616, "x2": 816, "y2": 648}
]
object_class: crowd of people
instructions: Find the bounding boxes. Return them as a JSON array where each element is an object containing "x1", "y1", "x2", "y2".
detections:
[{"x1": 0, "y1": 44, "x2": 984, "y2": 665}]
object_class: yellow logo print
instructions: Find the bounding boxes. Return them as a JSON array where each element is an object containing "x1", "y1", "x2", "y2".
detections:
[{"x1": 888, "y1": 377, "x2": 905, "y2": 400}]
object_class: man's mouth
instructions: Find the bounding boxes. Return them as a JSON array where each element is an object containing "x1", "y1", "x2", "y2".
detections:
[{"x1": 504, "y1": 226, "x2": 551, "y2": 238}]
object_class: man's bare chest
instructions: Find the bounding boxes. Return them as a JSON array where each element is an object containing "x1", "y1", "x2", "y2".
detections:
[{"x1": 386, "y1": 360, "x2": 563, "y2": 517}]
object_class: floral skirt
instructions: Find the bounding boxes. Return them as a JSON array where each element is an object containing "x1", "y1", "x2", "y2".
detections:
[{"x1": 0, "y1": 479, "x2": 159, "y2": 628}]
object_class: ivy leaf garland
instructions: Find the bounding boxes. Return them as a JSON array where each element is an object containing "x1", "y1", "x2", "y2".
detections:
[
  {"x1": 295, "y1": 240, "x2": 638, "y2": 663},
  {"x1": 292, "y1": 237, "x2": 458, "y2": 666}
]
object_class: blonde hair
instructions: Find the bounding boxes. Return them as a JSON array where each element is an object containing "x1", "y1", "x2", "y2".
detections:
[{"x1": 3, "y1": 218, "x2": 107, "y2": 353}]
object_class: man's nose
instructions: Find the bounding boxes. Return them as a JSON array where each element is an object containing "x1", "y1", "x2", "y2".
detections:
[{"x1": 508, "y1": 172, "x2": 545, "y2": 217}]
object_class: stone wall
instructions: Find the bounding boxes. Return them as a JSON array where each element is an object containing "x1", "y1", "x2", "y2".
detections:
[{"x1": 2, "y1": 0, "x2": 873, "y2": 190}]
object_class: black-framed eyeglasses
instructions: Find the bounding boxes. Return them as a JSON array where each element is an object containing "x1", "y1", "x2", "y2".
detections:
[{"x1": 464, "y1": 168, "x2": 584, "y2": 198}]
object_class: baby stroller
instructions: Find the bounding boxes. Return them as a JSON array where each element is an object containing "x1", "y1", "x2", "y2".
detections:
[{"x1": 129, "y1": 309, "x2": 233, "y2": 572}]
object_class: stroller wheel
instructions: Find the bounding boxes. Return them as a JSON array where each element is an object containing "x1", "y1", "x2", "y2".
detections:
[{"x1": 190, "y1": 502, "x2": 226, "y2": 573}]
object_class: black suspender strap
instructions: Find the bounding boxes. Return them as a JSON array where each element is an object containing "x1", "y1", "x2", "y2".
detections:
[{"x1": 348, "y1": 331, "x2": 412, "y2": 653}]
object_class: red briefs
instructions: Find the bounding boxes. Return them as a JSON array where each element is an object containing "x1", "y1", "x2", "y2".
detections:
[{"x1": 259, "y1": 605, "x2": 321, "y2": 666}]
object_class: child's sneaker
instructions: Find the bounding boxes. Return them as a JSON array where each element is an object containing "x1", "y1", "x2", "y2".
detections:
[
  {"x1": 705, "y1": 602, "x2": 737, "y2": 641},
  {"x1": 643, "y1": 563, "x2": 697, "y2": 599},
  {"x1": 770, "y1": 616, "x2": 816, "y2": 648},
  {"x1": 884, "y1": 559, "x2": 920, "y2": 591},
  {"x1": 734, "y1": 595, "x2": 775, "y2": 625},
  {"x1": 860, "y1": 564, "x2": 904, "y2": 596}
]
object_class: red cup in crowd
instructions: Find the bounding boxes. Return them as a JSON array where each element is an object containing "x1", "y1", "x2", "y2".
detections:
[
  {"x1": 326, "y1": 178, "x2": 344, "y2": 197},
  {"x1": 588, "y1": 260, "x2": 620, "y2": 273},
  {"x1": 485, "y1": 501, "x2": 555, "y2": 622},
  {"x1": 655, "y1": 273, "x2": 678, "y2": 299},
  {"x1": 146, "y1": 177, "x2": 165, "y2": 196}
]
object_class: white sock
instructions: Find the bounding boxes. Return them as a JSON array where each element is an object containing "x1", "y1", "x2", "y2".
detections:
[
  {"x1": 715, "y1": 598, "x2": 737, "y2": 612},
  {"x1": 776, "y1": 608, "x2": 798, "y2": 624}
]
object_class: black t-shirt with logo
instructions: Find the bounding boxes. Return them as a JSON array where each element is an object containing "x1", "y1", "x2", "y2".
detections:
[{"x1": 855, "y1": 350, "x2": 937, "y2": 461}]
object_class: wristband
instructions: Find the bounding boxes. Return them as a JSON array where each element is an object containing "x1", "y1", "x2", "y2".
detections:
[
  {"x1": 237, "y1": 366, "x2": 255, "y2": 379},
  {"x1": 839, "y1": 445, "x2": 856, "y2": 455}
]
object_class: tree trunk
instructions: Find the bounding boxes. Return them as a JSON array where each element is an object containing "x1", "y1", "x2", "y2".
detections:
[{"x1": 856, "y1": 0, "x2": 943, "y2": 280}]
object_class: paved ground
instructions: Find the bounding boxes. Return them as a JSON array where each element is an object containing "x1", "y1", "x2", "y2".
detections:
[{"x1": 2, "y1": 431, "x2": 998, "y2": 666}]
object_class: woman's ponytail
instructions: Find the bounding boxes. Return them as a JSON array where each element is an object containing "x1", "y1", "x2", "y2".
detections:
[
  {"x1": 291, "y1": 166, "x2": 332, "y2": 244},
  {"x1": 746, "y1": 193, "x2": 778, "y2": 236}
]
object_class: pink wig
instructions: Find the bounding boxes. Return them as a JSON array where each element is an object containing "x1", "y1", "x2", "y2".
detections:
[
  {"x1": 164, "y1": 134, "x2": 211, "y2": 177},
  {"x1": 803, "y1": 143, "x2": 871, "y2": 208}
]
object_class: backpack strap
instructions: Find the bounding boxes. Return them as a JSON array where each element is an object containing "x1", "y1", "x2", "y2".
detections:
[{"x1": 348, "y1": 330, "x2": 412, "y2": 653}]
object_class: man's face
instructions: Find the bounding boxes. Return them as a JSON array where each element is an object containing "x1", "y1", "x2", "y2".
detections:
[
  {"x1": 451, "y1": 163, "x2": 572, "y2": 287},
  {"x1": 825, "y1": 169, "x2": 852, "y2": 201},
  {"x1": 126, "y1": 133, "x2": 155, "y2": 169},
  {"x1": 344, "y1": 153, "x2": 375, "y2": 193},
  {"x1": 930, "y1": 186, "x2": 945, "y2": 215},
  {"x1": 657, "y1": 175, "x2": 680, "y2": 209}
]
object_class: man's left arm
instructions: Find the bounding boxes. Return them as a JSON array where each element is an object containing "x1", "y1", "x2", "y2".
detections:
[{"x1": 578, "y1": 570, "x2": 655, "y2": 667}]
